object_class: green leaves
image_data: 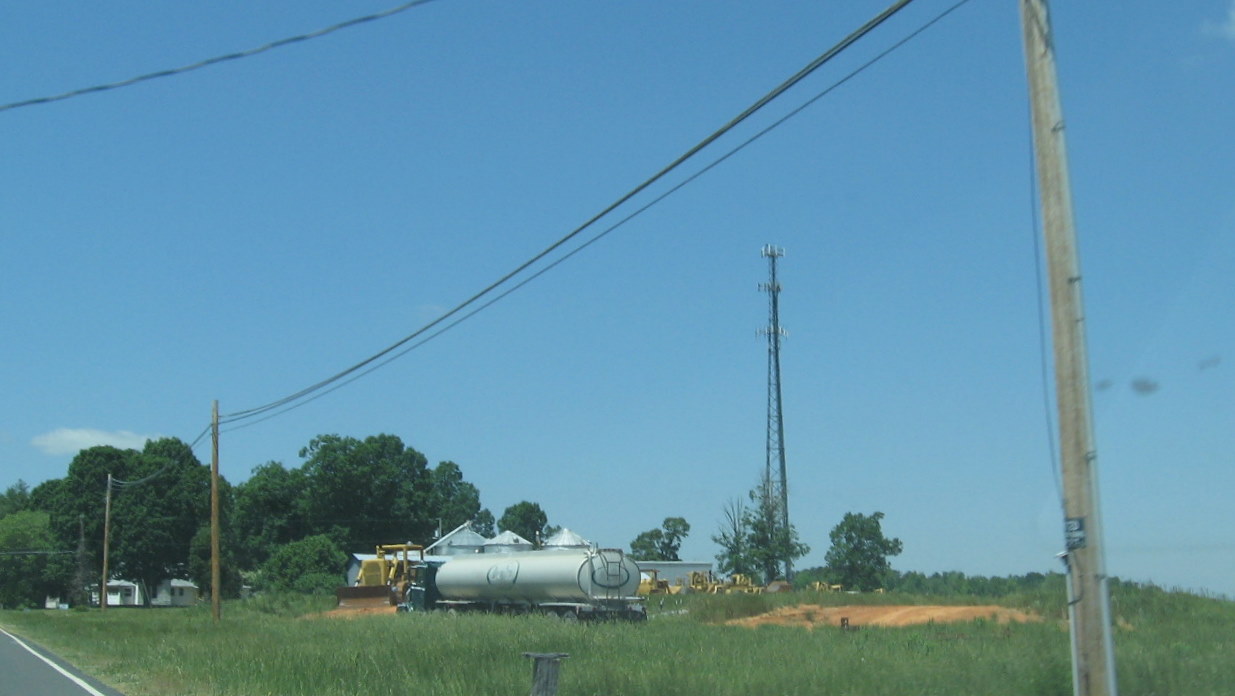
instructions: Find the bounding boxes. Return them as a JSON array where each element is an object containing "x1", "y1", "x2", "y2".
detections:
[
  {"x1": 712, "y1": 481, "x2": 809, "y2": 584},
  {"x1": 497, "y1": 501, "x2": 550, "y2": 545},
  {"x1": 0, "y1": 510, "x2": 73, "y2": 608},
  {"x1": 4, "y1": 430, "x2": 494, "y2": 604},
  {"x1": 822, "y1": 511, "x2": 903, "y2": 592},
  {"x1": 300, "y1": 434, "x2": 433, "y2": 551},
  {"x1": 630, "y1": 517, "x2": 691, "y2": 561},
  {"x1": 258, "y1": 534, "x2": 346, "y2": 593},
  {"x1": 232, "y1": 435, "x2": 491, "y2": 564}
]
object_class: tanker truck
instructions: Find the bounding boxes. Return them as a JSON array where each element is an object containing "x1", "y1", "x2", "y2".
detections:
[{"x1": 402, "y1": 547, "x2": 645, "y2": 621}]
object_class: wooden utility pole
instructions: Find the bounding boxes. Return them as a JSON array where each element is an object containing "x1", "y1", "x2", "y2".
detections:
[
  {"x1": 1020, "y1": 1, "x2": 1118, "y2": 695},
  {"x1": 100, "y1": 473, "x2": 112, "y2": 612},
  {"x1": 211, "y1": 400, "x2": 222, "y2": 622},
  {"x1": 74, "y1": 514, "x2": 87, "y2": 607}
]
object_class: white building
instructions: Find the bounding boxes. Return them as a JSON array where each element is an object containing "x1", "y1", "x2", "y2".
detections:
[
  {"x1": 90, "y1": 580, "x2": 144, "y2": 607},
  {"x1": 151, "y1": 579, "x2": 199, "y2": 607},
  {"x1": 633, "y1": 560, "x2": 714, "y2": 588}
]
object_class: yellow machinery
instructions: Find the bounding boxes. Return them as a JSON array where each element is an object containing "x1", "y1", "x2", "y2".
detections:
[
  {"x1": 687, "y1": 570, "x2": 723, "y2": 594},
  {"x1": 637, "y1": 569, "x2": 668, "y2": 596},
  {"x1": 335, "y1": 543, "x2": 425, "y2": 610},
  {"x1": 637, "y1": 569, "x2": 687, "y2": 596},
  {"x1": 723, "y1": 573, "x2": 764, "y2": 594}
]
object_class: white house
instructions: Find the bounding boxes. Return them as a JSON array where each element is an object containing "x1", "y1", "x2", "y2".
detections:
[
  {"x1": 90, "y1": 580, "x2": 144, "y2": 607},
  {"x1": 151, "y1": 579, "x2": 199, "y2": 607},
  {"x1": 87, "y1": 578, "x2": 199, "y2": 607}
]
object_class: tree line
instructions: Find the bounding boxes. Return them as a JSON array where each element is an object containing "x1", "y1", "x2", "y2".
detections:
[
  {"x1": 0, "y1": 433, "x2": 561, "y2": 607},
  {"x1": 4, "y1": 434, "x2": 1053, "y2": 608}
]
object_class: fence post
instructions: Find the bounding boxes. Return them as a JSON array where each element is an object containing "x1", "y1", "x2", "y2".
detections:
[{"x1": 523, "y1": 652, "x2": 570, "y2": 696}]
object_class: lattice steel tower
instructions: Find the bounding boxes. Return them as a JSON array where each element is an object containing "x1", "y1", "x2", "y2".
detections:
[{"x1": 759, "y1": 244, "x2": 792, "y2": 581}]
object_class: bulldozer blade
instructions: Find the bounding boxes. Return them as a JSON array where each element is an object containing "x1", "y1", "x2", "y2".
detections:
[{"x1": 335, "y1": 585, "x2": 396, "y2": 609}]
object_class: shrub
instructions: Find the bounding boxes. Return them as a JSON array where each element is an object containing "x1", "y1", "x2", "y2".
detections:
[{"x1": 258, "y1": 535, "x2": 345, "y2": 593}]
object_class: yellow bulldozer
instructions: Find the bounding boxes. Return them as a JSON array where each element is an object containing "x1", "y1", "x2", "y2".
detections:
[
  {"x1": 722, "y1": 573, "x2": 765, "y2": 594},
  {"x1": 685, "y1": 570, "x2": 724, "y2": 594},
  {"x1": 638, "y1": 569, "x2": 689, "y2": 596},
  {"x1": 335, "y1": 543, "x2": 425, "y2": 610}
]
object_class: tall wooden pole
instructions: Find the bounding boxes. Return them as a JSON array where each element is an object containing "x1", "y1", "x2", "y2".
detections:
[
  {"x1": 1020, "y1": 2, "x2": 1117, "y2": 695},
  {"x1": 74, "y1": 514, "x2": 87, "y2": 607},
  {"x1": 100, "y1": 473, "x2": 112, "y2": 611},
  {"x1": 211, "y1": 400, "x2": 222, "y2": 622}
]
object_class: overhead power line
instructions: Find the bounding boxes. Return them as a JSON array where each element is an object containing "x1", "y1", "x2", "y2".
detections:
[
  {"x1": 221, "y1": 0, "x2": 979, "y2": 435},
  {"x1": 0, "y1": 0, "x2": 439, "y2": 114},
  {"x1": 219, "y1": 0, "x2": 924, "y2": 428}
]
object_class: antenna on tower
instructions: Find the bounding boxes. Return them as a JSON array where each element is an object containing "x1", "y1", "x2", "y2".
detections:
[{"x1": 759, "y1": 245, "x2": 792, "y2": 581}]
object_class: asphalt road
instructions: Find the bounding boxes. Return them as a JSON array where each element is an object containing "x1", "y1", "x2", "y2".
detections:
[{"x1": 0, "y1": 626, "x2": 125, "y2": 696}]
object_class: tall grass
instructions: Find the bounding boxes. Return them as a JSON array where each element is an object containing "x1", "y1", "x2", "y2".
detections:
[{"x1": 2, "y1": 584, "x2": 1231, "y2": 696}]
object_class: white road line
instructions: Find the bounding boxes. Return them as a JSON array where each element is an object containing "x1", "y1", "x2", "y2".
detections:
[{"x1": 0, "y1": 627, "x2": 109, "y2": 696}]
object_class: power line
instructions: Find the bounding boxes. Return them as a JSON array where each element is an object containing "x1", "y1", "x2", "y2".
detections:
[
  {"x1": 219, "y1": 0, "x2": 976, "y2": 435},
  {"x1": 219, "y1": 0, "x2": 925, "y2": 428},
  {"x1": 0, "y1": 0, "x2": 439, "y2": 114}
]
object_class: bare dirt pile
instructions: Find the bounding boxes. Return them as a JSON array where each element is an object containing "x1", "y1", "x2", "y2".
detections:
[
  {"x1": 314, "y1": 606, "x2": 399, "y2": 619},
  {"x1": 727, "y1": 604, "x2": 1040, "y2": 629}
]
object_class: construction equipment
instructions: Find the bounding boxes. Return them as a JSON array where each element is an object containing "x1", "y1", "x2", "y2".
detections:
[
  {"x1": 335, "y1": 543, "x2": 425, "y2": 610},
  {"x1": 637, "y1": 569, "x2": 685, "y2": 596},
  {"x1": 638, "y1": 569, "x2": 669, "y2": 595},
  {"x1": 723, "y1": 573, "x2": 764, "y2": 594},
  {"x1": 687, "y1": 570, "x2": 724, "y2": 594}
]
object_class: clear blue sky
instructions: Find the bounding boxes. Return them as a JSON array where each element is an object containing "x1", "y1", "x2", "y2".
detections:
[{"x1": 3, "y1": 1, "x2": 1233, "y2": 597}]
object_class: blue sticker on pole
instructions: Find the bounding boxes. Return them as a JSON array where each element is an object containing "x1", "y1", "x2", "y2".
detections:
[{"x1": 1065, "y1": 517, "x2": 1086, "y2": 550}]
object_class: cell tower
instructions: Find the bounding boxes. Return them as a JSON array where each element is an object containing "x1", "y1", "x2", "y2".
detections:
[{"x1": 759, "y1": 244, "x2": 792, "y2": 581}]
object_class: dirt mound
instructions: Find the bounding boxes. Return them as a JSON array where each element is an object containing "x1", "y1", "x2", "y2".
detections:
[
  {"x1": 727, "y1": 604, "x2": 1040, "y2": 629},
  {"x1": 315, "y1": 606, "x2": 399, "y2": 619}
]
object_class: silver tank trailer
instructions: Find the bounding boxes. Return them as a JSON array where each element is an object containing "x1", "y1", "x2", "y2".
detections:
[{"x1": 434, "y1": 548, "x2": 640, "y2": 604}]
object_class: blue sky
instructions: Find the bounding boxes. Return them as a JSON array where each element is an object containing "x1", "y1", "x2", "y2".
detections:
[{"x1": 3, "y1": 1, "x2": 1233, "y2": 597}]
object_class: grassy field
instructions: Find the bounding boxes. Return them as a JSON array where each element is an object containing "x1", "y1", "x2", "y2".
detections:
[{"x1": 1, "y1": 584, "x2": 1232, "y2": 695}]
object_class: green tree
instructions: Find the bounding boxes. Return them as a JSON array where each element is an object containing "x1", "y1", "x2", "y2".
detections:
[
  {"x1": 299, "y1": 434, "x2": 433, "y2": 550},
  {"x1": 713, "y1": 482, "x2": 809, "y2": 584},
  {"x1": 630, "y1": 517, "x2": 691, "y2": 561},
  {"x1": 188, "y1": 525, "x2": 243, "y2": 599},
  {"x1": 108, "y1": 438, "x2": 214, "y2": 604},
  {"x1": 0, "y1": 510, "x2": 73, "y2": 608},
  {"x1": 471, "y1": 508, "x2": 496, "y2": 538},
  {"x1": 428, "y1": 461, "x2": 483, "y2": 534},
  {"x1": 42, "y1": 445, "x2": 138, "y2": 577},
  {"x1": 712, "y1": 498, "x2": 754, "y2": 577},
  {"x1": 498, "y1": 501, "x2": 550, "y2": 545},
  {"x1": 745, "y1": 479, "x2": 809, "y2": 583},
  {"x1": 823, "y1": 511, "x2": 903, "y2": 592},
  {"x1": 232, "y1": 461, "x2": 308, "y2": 569},
  {"x1": 0, "y1": 480, "x2": 32, "y2": 518},
  {"x1": 258, "y1": 534, "x2": 345, "y2": 594},
  {"x1": 38, "y1": 440, "x2": 218, "y2": 603}
]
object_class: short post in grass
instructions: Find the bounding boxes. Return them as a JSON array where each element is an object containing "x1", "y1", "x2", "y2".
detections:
[{"x1": 523, "y1": 652, "x2": 569, "y2": 696}]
